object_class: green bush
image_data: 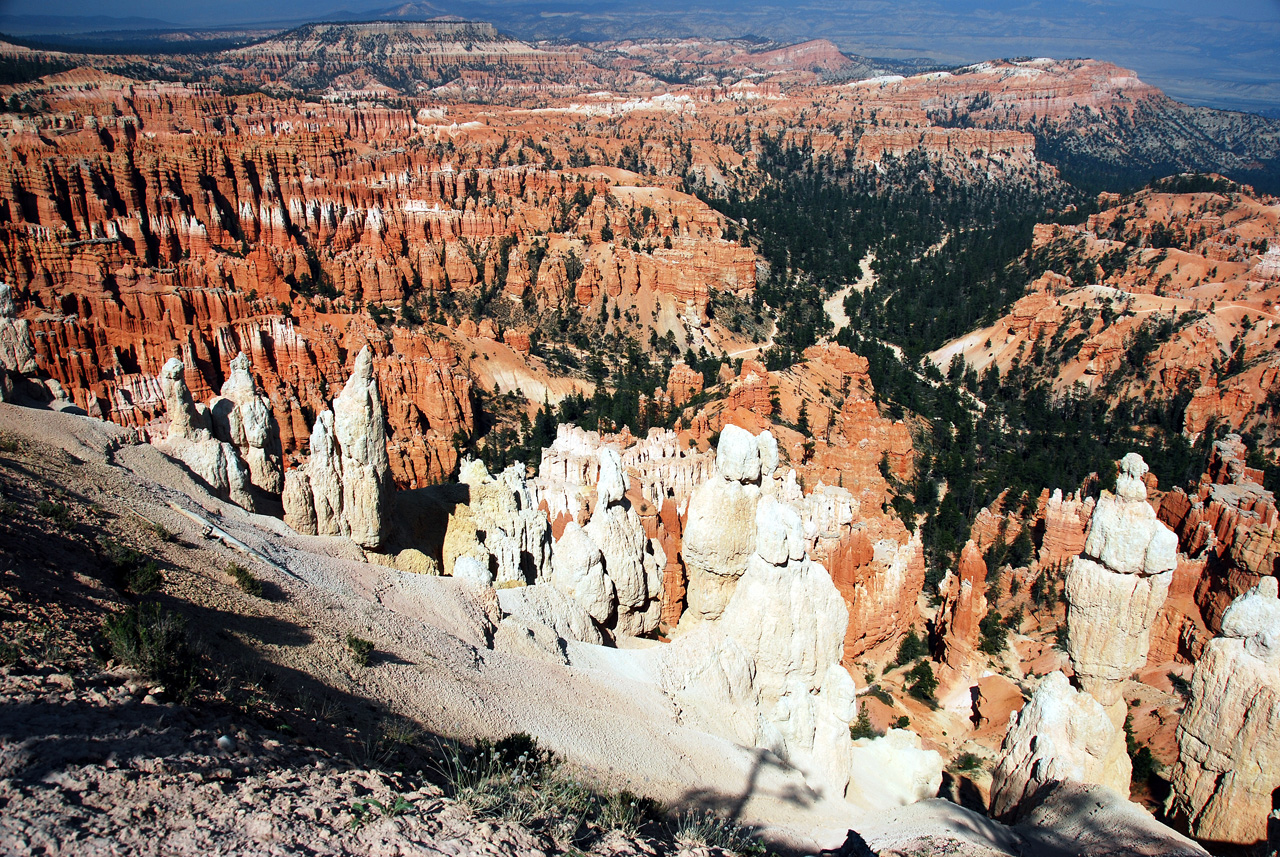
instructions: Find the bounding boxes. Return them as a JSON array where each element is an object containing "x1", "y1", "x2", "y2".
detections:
[
  {"x1": 894, "y1": 715, "x2": 910, "y2": 729},
  {"x1": 99, "y1": 602, "x2": 198, "y2": 700},
  {"x1": 102, "y1": 540, "x2": 163, "y2": 595},
  {"x1": 894, "y1": 628, "x2": 928, "y2": 666},
  {"x1": 849, "y1": 708, "x2": 881, "y2": 740},
  {"x1": 866, "y1": 684, "x2": 894, "y2": 706},
  {"x1": 226, "y1": 562, "x2": 263, "y2": 597},
  {"x1": 905, "y1": 661, "x2": 938, "y2": 703},
  {"x1": 979, "y1": 608, "x2": 1008, "y2": 656},
  {"x1": 1167, "y1": 671, "x2": 1192, "y2": 701},
  {"x1": 948, "y1": 752, "x2": 984, "y2": 773},
  {"x1": 37, "y1": 499, "x2": 72, "y2": 527},
  {"x1": 346, "y1": 634, "x2": 375, "y2": 667}
]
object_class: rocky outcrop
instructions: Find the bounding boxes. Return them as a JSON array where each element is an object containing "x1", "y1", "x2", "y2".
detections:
[
  {"x1": 583, "y1": 448, "x2": 665, "y2": 636},
  {"x1": 1160, "y1": 436, "x2": 1279, "y2": 633},
  {"x1": 208, "y1": 352, "x2": 284, "y2": 496},
  {"x1": 0, "y1": 283, "x2": 35, "y2": 401},
  {"x1": 496, "y1": 583, "x2": 603, "y2": 646},
  {"x1": 936, "y1": 540, "x2": 989, "y2": 672},
  {"x1": 989, "y1": 671, "x2": 1130, "y2": 821},
  {"x1": 282, "y1": 346, "x2": 392, "y2": 548},
  {"x1": 156, "y1": 357, "x2": 256, "y2": 511},
  {"x1": 1065, "y1": 453, "x2": 1178, "y2": 709},
  {"x1": 1170, "y1": 579, "x2": 1280, "y2": 846},
  {"x1": 680, "y1": 425, "x2": 777, "y2": 623},
  {"x1": 440, "y1": 458, "x2": 552, "y2": 587},
  {"x1": 549, "y1": 522, "x2": 614, "y2": 625}
]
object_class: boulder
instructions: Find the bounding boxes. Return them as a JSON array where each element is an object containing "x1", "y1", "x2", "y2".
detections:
[
  {"x1": 497, "y1": 583, "x2": 604, "y2": 645},
  {"x1": 550, "y1": 523, "x2": 615, "y2": 624},
  {"x1": 847, "y1": 730, "x2": 945, "y2": 810},
  {"x1": 989, "y1": 671, "x2": 1130, "y2": 821}
]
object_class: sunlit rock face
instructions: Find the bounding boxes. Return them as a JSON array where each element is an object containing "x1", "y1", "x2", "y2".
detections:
[
  {"x1": 283, "y1": 346, "x2": 392, "y2": 548},
  {"x1": 1170, "y1": 579, "x2": 1280, "y2": 846},
  {"x1": 1065, "y1": 453, "x2": 1177, "y2": 709}
]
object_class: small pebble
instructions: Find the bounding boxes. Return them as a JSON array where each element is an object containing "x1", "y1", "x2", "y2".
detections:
[{"x1": 217, "y1": 734, "x2": 237, "y2": 753}]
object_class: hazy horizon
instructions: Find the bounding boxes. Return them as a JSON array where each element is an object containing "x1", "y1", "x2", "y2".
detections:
[{"x1": 1, "y1": 0, "x2": 1278, "y2": 115}]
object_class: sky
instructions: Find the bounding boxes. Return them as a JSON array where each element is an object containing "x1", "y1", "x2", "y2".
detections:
[{"x1": 1, "y1": 0, "x2": 1278, "y2": 114}]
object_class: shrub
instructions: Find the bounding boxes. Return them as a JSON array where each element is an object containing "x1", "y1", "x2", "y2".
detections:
[
  {"x1": 226, "y1": 562, "x2": 263, "y2": 597},
  {"x1": 894, "y1": 629, "x2": 928, "y2": 666},
  {"x1": 102, "y1": 540, "x2": 163, "y2": 595},
  {"x1": 1167, "y1": 671, "x2": 1192, "y2": 701},
  {"x1": 905, "y1": 661, "x2": 938, "y2": 703},
  {"x1": 99, "y1": 602, "x2": 198, "y2": 700},
  {"x1": 894, "y1": 715, "x2": 910, "y2": 729},
  {"x1": 147, "y1": 521, "x2": 178, "y2": 542},
  {"x1": 866, "y1": 684, "x2": 894, "y2": 706},
  {"x1": 948, "y1": 752, "x2": 984, "y2": 773},
  {"x1": 849, "y1": 708, "x2": 881, "y2": 740},
  {"x1": 37, "y1": 499, "x2": 72, "y2": 527},
  {"x1": 979, "y1": 608, "x2": 1008, "y2": 655},
  {"x1": 346, "y1": 634, "x2": 375, "y2": 667},
  {"x1": 670, "y1": 808, "x2": 766, "y2": 856}
]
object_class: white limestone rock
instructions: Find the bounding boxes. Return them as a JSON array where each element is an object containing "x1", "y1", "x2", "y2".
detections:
[
  {"x1": 497, "y1": 583, "x2": 604, "y2": 645},
  {"x1": 1065, "y1": 453, "x2": 1178, "y2": 708},
  {"x1": 715, "y1": 423, "x2": 762, "y2": 483},
  {"x1": 157, "y1": 357, "x2": 256, "y2": 510},
  {"x1": 0, "y1": 283, "x2": 36, "y2": 387},
  {"x1": 681, "y1": 473, "x2": 760, "y2": 622},
  {"x1": 208, "y1": 352, "x2": 284, "y2": 495},
  {"x1": 1170, "y1": 580, "x2": 1280, "y2": 845},
  {"x1": 281, "y1": 346, "x2": 392, "y2": 548},
  {"x1": 847, "y1": 729, "x2": 945, "y2": 811},
  {"x1": 989, "y1": 671, "x2": 1130, "y2": 821},
  {"x1": 443, "y1": 459, "x2": 551, "y2": 585},
  {"x1": 550, "y1": 523, "x2": 615, "y2": 624},
  {"x1": 452, "y1": 554, "x2": 494, "y2": 588},
  {"x1": 333, "y1": 346, "x2": 391, "y2": 549}
]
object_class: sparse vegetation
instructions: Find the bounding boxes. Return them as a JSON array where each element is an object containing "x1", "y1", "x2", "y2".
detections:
[
  {"x1": 37, "y1": 499, "x2": 72, "y2": 527},
  {"x1": 346, "y1": 634, "x2": 375, "y2": 667},
  {"x1": 1167, "y1": 672, "x2": 1192, "y2": 701},
  {"x1": 226, "y1": 562, "x2": 264, "y2": 597},
  {"x1": 101, "y1": 539, "x2": 164, "y2": 595},
  {"x1": 979, "y1": 608, "x2": 1009, "y2": 656},
  {"x1": 894, "y1": 628, "x2": 928, "y2": 666},
  {"x1": 98, "y1": 602, "x2": 199, "y2": 700},
  {"x1": 948, "y1": 752, "x2": 984, "y2": 774},
  {"x1": 850, "y1": 708, "x2": 881, "y2": 740}
]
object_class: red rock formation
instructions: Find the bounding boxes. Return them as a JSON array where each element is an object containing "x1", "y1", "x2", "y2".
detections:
[
  {"x1": 1158, "y1": 435, "x2": 1278, "y2": 633},
  {"x1": 936, "y1": 540, "x2": 989, "y2": 671},
  {"x1": 663, "y1": 362, "x2": 704, "y2": 409}
]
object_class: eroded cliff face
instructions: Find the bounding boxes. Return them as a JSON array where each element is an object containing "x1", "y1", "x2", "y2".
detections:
[
  {"x1": 1160, "y1": 435, "x2": 1278, "y2": 632},
  {"x1": 931, "y1": 185, "x2": 1280, "y2": 440},
  {"x1": 1170, "y1": 579, "x2": 1280, "y2": 846}
]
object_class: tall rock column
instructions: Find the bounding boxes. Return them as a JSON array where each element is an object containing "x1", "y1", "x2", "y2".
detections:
[
  {"x1": 157, "y1": 357, "x2": 256, "y2": 512},
  {"x1": 680, "y1": 424, "x2": 777, "y2": 623},
  {"x1": 1065, "y1": 453, "x2": 1178, "y2": 710},
  {"x1": 1170, "y1": 579, "x2": 1280, "y2": 846},
  {"x1": 283, "y1": 345, "x2": 392, "y2": 549},
  {"x1": 209, "y1": 352, "x2": 284, "y2": 496},
  {"x1": 936, "y1": 539, "x2": 989, "y2": 673}
]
